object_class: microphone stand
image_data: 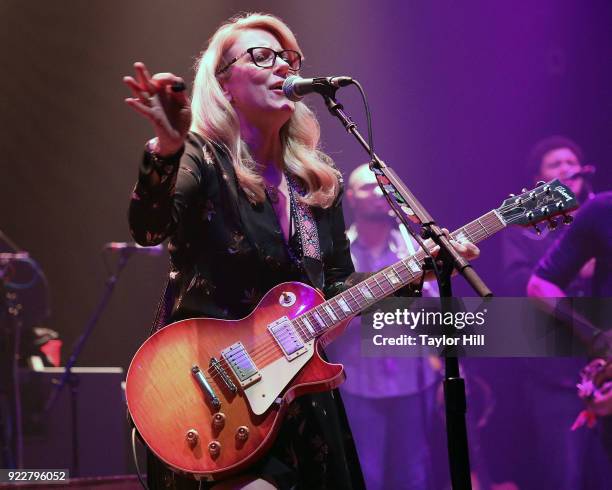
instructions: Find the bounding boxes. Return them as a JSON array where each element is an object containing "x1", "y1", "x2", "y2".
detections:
[
  {"x1": 321, "y1": 87, "x2": 492, "y2": 490},
  {"x1": 44, "y1": 249, "x2": 133, "y2": 476},
  {"x1": 0, "y1": 252, "x2": 32, "y2": 470}
]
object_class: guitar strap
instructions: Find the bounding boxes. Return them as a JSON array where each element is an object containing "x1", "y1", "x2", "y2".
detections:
[
  {"x1": 149, "y1": 270, "x2": 175, "y2": 335},
  {"x1": 285, "y1": 173, "x2": 321, "y2": 262},
  {"x1": 285, "y1": 173, "x2": 325, "y2": 290}
]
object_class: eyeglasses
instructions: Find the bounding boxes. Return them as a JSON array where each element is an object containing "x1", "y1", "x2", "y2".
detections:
[{"x1": 217, "y1": 47, "x2": 302, "y2": 74}]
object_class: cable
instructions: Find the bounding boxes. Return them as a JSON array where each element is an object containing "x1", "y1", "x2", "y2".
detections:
[
  {"x1": 131, "y1": 427, "x2": 149, "y2": 490},
  {"x1": 349, "y1": 79, "x2": 375, "y2": 163}
]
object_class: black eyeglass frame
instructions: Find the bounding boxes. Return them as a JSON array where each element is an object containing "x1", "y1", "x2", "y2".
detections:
[{"x1": 216, "y1": 47, "x2": 302, "y2": 75}]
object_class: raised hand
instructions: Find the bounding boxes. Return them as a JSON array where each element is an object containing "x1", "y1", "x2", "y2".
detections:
[{"x1": 123, "y1": 62, "x2": 192, "y2": 156}]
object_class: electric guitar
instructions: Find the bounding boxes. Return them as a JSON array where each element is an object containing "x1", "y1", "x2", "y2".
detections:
[{"x1": 125, "y1": 180, "x2": 577, "y2": 480}]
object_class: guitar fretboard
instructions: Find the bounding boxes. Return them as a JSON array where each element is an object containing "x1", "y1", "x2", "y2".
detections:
[{"x1": 291, "y1": 210, "x2": 505, "y2": 341}]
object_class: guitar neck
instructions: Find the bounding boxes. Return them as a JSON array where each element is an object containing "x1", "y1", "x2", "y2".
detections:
[{"x1": 292, "y1": 210, "x2": 506, "y2": 340}]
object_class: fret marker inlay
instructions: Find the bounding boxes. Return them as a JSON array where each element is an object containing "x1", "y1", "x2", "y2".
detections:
[
  {"x1": 407, "y1": 259, "x2": 420, "y2": 273},
  {"x1": 324, "y1": 305, "x2": 337, "y2": 321},
  {"x1": 302, "y1": 317, "x2": 315, "y2": 335},
  {"x1": 338, "y1": 297, "x2": 352, "y2": 314},
  {"x1": 313, "y1": 312, "x2": 326, "y2": 328},
  {"x1": 455, "y1": 231, "x2": 469, "y2": 244},
  {"x1": 359, "y1": 285, "x2": 374, "y2": 299},
  {"x1": 385, "y1": 269, "x2": 400, "y2": 284}
]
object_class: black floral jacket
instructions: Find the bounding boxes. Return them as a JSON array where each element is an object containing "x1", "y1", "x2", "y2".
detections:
[
  {"x1": 129, "y1": 132, "x2": 355, "y2": 323},
  {"x1": 129, "y1": 133, "x2": 365, "y2": 489}
]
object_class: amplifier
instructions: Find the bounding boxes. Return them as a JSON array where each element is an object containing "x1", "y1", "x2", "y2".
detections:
[{"x1": 19, "y1": 367, "x2": 127, "y2": 477}]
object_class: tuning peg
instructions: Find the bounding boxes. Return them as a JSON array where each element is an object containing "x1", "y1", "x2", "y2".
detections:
[
  {"x1": 526, "y1": 211, "x2": 534, "y2": 222},
  {"x1": 544, "y1": 185, "x2": 551, "y2": 195},
  {"x1": 556, "y1": 202, "x2": 565, "y2": 211},
  {"x1": 533, "y1": 224, "x2": 542, "y2": 235},
  {"x1": 547, "y1": 218, "x2": 558, "y2": 230},
  {"x1": 536, "y1": 181, "x2": 546, "y2": 187},
  {"x1": 508, "y1": 193, "x2": 516, "y2": 198},
  {"x1": 540, "y1": 206, "x2": 550, "y2": 216},
  {"x1": 521, "y1": 188, "x2": 528, "y2": 193},
  {"x1": 563, "y1": 214, "x2": 573, "y2": 225}
]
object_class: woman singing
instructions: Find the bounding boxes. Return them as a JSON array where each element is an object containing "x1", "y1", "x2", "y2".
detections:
[{"x1": 123, "y1": 12, "x2": 477, "y2": 489}]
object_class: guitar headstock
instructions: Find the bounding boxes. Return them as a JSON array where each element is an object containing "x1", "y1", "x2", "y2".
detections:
[{"x1": 497, "y1": 179, "x2": 579, "y2": 233}]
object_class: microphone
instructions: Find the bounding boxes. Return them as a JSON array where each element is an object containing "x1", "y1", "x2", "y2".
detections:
[
  {"x1": 104, "y1": 242, "x2": 164, "y2": 256},
  {"x1": 568, "y1": 165, "x2": 596, "y2": 180},
  {"x1": 282, "y1": 75, "x2": 353, "y2": 101}
]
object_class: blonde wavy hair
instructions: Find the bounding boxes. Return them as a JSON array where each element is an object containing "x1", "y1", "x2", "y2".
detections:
[{"x1": 191, "y1": 12, "x2": 340, "y2": 208}]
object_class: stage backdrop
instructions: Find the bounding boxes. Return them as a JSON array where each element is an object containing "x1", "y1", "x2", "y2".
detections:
[{"x1": 1, "y1": 0, "x2": 611, "y2": 370}]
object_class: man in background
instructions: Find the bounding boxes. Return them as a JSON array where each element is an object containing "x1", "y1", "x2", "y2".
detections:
[
  {"x1": 502, "y1": 135, "x2": 594, "y2": 297},
  {"x1": 528, "y1": 191, "x2": 612, "y2": 466},
  {"x1": 325, "y1": 163, "x2": 441, "y2": 490},
  {"x1": 495, "y1": 136, "x2": 609, "y2": 489}
]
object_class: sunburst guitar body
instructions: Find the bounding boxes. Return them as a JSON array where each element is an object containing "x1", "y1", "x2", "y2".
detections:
[
  {"x1": 126, "y1": 179, "x2": 578, "y2": 481},
  {"x1": 126, "y1": 282, "x2": 350, "y2": 480}
]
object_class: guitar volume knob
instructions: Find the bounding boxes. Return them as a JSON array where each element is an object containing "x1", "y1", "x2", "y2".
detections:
[
  {"x1": 212, "y1": 412, "x2": 226, "y2": 430},
  {"x1": 236, "y1": 425, "x2": 250, "y2": 442},
  {"x1": 208, "y1": 440, "x2": 221, "y2": 458},
  {"x1": 185, "y1": 429, "x2": 199, "y2": 448}
]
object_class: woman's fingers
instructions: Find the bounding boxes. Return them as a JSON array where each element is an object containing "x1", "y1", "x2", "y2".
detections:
[
  {"x1": 151, "y1": 72, "x2": 183, "y2": 86},
  {"x1": 134, "y1": 62, "x2": 157, "y2": 94},
  {"x1": 124, "y1": 62, "x2": 191, "y2": 154},
  {"x1": 450, "y1": 240, "x2": 467, "y2": 254},
  {"x1": 123, "y1": 76, "x2": 149, "y2": 101},
  {"x1": 465, "y1": 241, "x2": 480, "y2": 259},
  {"x1": 152, "y1": 73, "x2": 190, "y2": 106},
  {"x1": 125, "y1": 97, "x2": 155, "y2": 119},
  {"x1": 429, "y1": 239, "x2": 479, "y2": 260}
]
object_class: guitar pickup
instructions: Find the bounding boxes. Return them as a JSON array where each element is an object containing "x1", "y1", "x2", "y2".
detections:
[
  {"x1": 268, "y1": 316, "x2": 307, "y2": 361},
  {"x1": 221, "y1": 342, "x2": 261, "y2": 388},
  {"x1": 191, "y1": 365, "x2": 221, "y2": 410}
]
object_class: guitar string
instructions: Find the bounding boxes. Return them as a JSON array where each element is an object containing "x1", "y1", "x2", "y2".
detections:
[
  {"x1": 202, "y1": 196, "x2": 569, "y2": 383},
  {"x1": 214, "y1": 185, "x2": 570, "y2": 366},
  {"x1": 216, "y1": 201, "x2": 561, "y2": 372},
  {"x1": 212, "y1": 215, "x2": 509, "y2": 373},
  {"x1": 209, "y1": 214, "x2": 509, "y2": 372},
  {"x1": 206, "y1": 218, "x2": 501, "y2": 375}
]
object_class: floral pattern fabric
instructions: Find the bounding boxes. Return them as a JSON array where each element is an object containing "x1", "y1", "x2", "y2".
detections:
[{"x1": 129, "y1": 132, "x2": 364, "y2": 490}]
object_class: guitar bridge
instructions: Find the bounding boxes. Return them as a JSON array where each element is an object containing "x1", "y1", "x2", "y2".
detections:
[
  {"x1": 221, "y1": 342, "x2": 261, "y2": 388},
  {"x1": 209, "y1": 357, "x2": 237, "y2": 393}
]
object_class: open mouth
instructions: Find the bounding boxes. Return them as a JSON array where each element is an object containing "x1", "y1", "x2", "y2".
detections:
[{"x1": 269, "y1": 81, "x2": 284, "y2": 91}]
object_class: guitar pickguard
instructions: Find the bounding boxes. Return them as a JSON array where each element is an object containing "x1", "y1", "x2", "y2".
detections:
[{"x1": 244, "y1": 340, "x2": 315, "y2": 415}]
